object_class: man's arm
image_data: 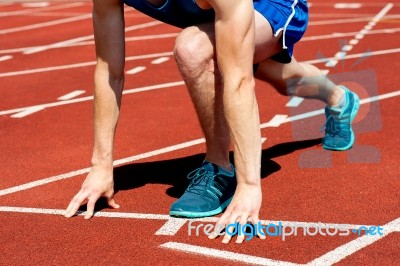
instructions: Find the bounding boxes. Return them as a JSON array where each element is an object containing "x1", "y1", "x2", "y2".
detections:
[
  {"x1": 65, "y1": 0, "x2": 125, "y2": 219},
  {"x1": 205, "y1": 0, "x2": 264, "y2": 243}
]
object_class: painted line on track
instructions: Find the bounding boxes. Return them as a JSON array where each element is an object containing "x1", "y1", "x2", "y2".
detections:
[
  {"x1": 0, "y1": 2, "x2": 84, "y2": 17},
  {"x1": 126, "y1": 66, "x2": 146, "y2": 75},
  {"x1": 286, "y1": 97, "x2": 304, "y2": 108},
  {"x1": 0, "y1": 80, "x2": 184, "y2": 116},
  {"x1": 0, "y1": 206, "x2": 384, "y2": 231},
  {"x1": 160, "y1": 242, "x2": 301, "y2": 266},
  {"x1": 0, "y1": 51, "x2": 173, "y2": 77},
  {"x1": 308, "y1": 14, "x2": 400, "y2": 26},
  {"x1": 10, "y1": 106, "x2": 45, "y2": 118},
  {"x1": 22, "y1": 20, "x2": 162, "y2": 54},
  {"x1": 3, "y1": 46, "x2": 400, "y2": 78},
  {"x1": 1, "y1": 89, "x2": 399, "y2": 196},
  {"x1": 0, "y1": 32, "x2": 178, "y2": 54},
  {"x1": 0, "y1": 13, "x2": 92, "y2": 34},
  {"x1": 0, "y1": 55, "x2": 12, "y2": 61},
  {"x1": 57, "y1": 90, "x2": 85, "y2": 101},
  {"x1": 306, "y1": 217, "x2": 400, "y2": 265},
  {"x1": 324, "y1": 3, "x2": 393, "y2": 68}
]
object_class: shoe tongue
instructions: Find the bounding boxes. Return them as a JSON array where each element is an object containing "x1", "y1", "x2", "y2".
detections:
[
  {"x1": 327, "y1": 106, "x2": 342, "y2": 116},
  {"x1": 201, "y1": 161, "x2": 215, "y2": 172}
]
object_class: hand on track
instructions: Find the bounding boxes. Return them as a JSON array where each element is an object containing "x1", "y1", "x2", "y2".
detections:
[
  {"x1": 64, "y1": 166, "x2": 119, "y2": 219},
  {"x1": 209, "y1": 184, "x2": 265, "y2": 243}
]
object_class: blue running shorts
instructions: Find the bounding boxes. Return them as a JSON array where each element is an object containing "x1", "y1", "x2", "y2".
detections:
[{"x1": 123, "y1": 0, "x2": 308, "y2": 63}]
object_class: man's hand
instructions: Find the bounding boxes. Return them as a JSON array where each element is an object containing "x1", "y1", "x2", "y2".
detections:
[
  {"x1": 64, "y1": 166, "x2": 119, "y2": 219},
  {"x1": 209, "y1": 184, "x2": 266, "y2": 243}
]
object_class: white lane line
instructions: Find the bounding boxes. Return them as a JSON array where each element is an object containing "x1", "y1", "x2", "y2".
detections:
[
  {"x1": 0, "y1": 206, "x2": 170, "y2": 219},
  {"x1": 304, "y1": 47, "x2": 400, "y2": 65},
  {"x1": 0, "y1": 55, "x2": 12, "y2": 61},
  {"x1": 22, "y1": 2, "x2": 49, "y2": 8},
  {"x1": 302, "y1": 26, "x2": 400, "y2": 42},
  {"x1": 286, "y1": 97, "x2": 304, "y2": 108},
  {"x1": 308, "y1": 14, "x2": 400, "y2": 26},
  {"x1": 306, "y1": 217, "x2": 400, "y2": 265},
  {"x1": 155, "y1": 218, "x2": 188, "y2": 236},
  {"x1": 0, "y1": 206, "x2": 383, "y2": 231},
  {"x1": 262, "y1": 90, "x2": 400, "y2": 126},
  {"x1": 341, "y1": 45, "x2": 353, "y2": 52},
  {"x1": 325, "y1": 3, "x2": 393, "y2": 69},
  {"x1": 22, "y1": 20, "x2": 162, "y2": 54},
  {"x1": 0, "y1": 51, "x2": 173, "y2": 78},
  {"x1": 263, "y1": 115, "x2": 288, "y2": 127},
  {"x1": 1, "y1": 89, "x2": 399, "y2": 196},
  {"x1": 372, "y1": 3, "x2": 394, "y2": 22},
  {"x1": 349, "y1": 39, "x2": 359, "y2": 45},
  {"x1": 0, "y1": 2, "x2": 84, "y2": 17},
  {"x1": 2, "y1": 45, "x2": 399, "y2": 78},
  {"x1": 0, "y1": 32, "x2": 178, "y2": 54},
  {"x1": 160, "y1": 242, "x2": 301, "y2": 266},
  {"x1": 0, "y1": 80, "x2": 184, "y2": 116},
  {"x1": 151, "y1": 57, "x2": 170, "y2": 64},
  {"x1": 0, "y1": 138, "x2": 205, "y2": 197},
  {"x1": 126, "y1": 66, "x2": 146, "y2": 75},
  {"x1": 10, "y1": 106, "x2": 44, "y2": 118},
  {"x1": 325, "y1": 60, "x2": 338, "y2": 67},
  {"x1": 334, "y1": 3, "x2": 362, "y2": 9},
  {"x1": 0, "y1": 13, "x2": 92, "y2": 35},
  {"x1": 57, "y1": 90, "x2": 85, "y2": 101}
]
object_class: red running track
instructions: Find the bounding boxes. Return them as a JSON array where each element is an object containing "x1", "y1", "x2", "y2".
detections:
[{"x1": 0, "y1": 0, "x2": 399, "y2": 265}]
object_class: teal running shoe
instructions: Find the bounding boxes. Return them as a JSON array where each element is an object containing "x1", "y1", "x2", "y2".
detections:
[
  {"x1": 169, "y1": 161, "x2": 236, "y2": 218},
  {"x1": 322, "y1": 86, "x2": 360, "y2": 151}
]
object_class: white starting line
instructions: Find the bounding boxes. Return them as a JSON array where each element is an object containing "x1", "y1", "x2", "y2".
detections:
[{"x1": 0, "y1": 206, "x2": 398, "y2": 265}]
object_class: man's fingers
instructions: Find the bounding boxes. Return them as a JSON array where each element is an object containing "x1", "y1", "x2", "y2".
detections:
[
  {"x1": 208, "y1": 212, "x2": 228, "y2": 239},
  {"x1": 222, "y1": 213, "x2": 239, "y2": 244},
  {"x1": 252, "y1": 215, "x2": 266, "y2": 240},
  {"x1": 64, "y1": 190, "x2": 88, "y2": 218},
  {"x1": 107, "y1": 198, "x2": 120, "y2": 209},
  {"x1": 84, "y1": 194, "x2": 100, "y2": 219},
  {"x1": 235, "y1": 215, "x2": 249, "y2": 244}
]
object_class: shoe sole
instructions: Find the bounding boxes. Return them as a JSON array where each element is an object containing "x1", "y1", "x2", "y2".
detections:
[
  {"x1": 323, "y1": 91, "x2": 360, "y2": 151},
  {"x1": 169, "y1": 196, "x2": 233, "y2": 218}
]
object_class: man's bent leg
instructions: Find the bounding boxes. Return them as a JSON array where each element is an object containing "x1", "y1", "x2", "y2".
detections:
[
  {"x1": 170, "y1": 13, "x2": 282, "y2": 218},
  {"x1": 255, "y1": 58, "x2": 360, "y2": 150},
  {"x1": 174, "y1": 24, "x2": 231, "y2": 170}
]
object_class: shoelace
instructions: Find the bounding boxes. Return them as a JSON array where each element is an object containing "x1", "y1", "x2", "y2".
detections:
[
  {"x1": 321, "y1": 115, "x2": 340, "y2": 136},
  {"x1": 186, "y1": 167, "x2": 215, "y2": 195}
]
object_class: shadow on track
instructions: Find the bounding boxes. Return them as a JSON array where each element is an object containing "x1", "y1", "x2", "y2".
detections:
[{"x1": 80, "y1": 138, "x2": 321, "y2": 213}]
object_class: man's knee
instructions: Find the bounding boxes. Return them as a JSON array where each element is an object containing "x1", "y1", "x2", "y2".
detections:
[{"x1": 174, "y1": 26, "x2": 214, "y2": 70}]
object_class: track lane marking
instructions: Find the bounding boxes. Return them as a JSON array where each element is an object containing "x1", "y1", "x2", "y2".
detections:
[
  {"x1": 160, "y1": 242, "x2": 301, "y2": 266},
  {"x1": 57, "y1": 90, "x2": 85, "y2": 101},
  {"x1": 0, "y1": 206, "x2": 383, "y2": 231},
  {"x1": 0, "y1": 51, "x2": 173, "y2": 78},
  {"x1": 0, "y1": 13, "x2": 92, "y2": 35},
  {"x1": 10, "y1": 106, "x2": 44, "y2": 118},
  {"x1": 22, "y1": 20, "x2": 162, "y2": 54},
  {"x1": 0, "y1": 80, "x2": 184, "y2": 116},
  {"x1": 0, "y1": 32, "x2": 178, "y2": 54},
  {"x1": 126, "y1": 66, "x2": 146, "y2": 75},
  {"x1": 0, "y1": 2, "x2": 84, "y2": 17},
  {"x1": 3, "y1": 46, "x2": 400, "y2": 78},
  {"x1": 1, "y1": 89, "x2": 399, "y2": 196},
  {"x1": 306, "y1": 217, "x2": 400, "y2": 265}
]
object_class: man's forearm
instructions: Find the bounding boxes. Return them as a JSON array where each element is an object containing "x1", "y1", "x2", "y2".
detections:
[
  {"x1": 212, "y1": 0, "x2": 261, "y2": 186},
  {"x1": 223, "y1": 81, "x2": 261, "y2": 185},
  {"x1": 91, "y1": 65, "x2": 124, "y2": 168}
]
